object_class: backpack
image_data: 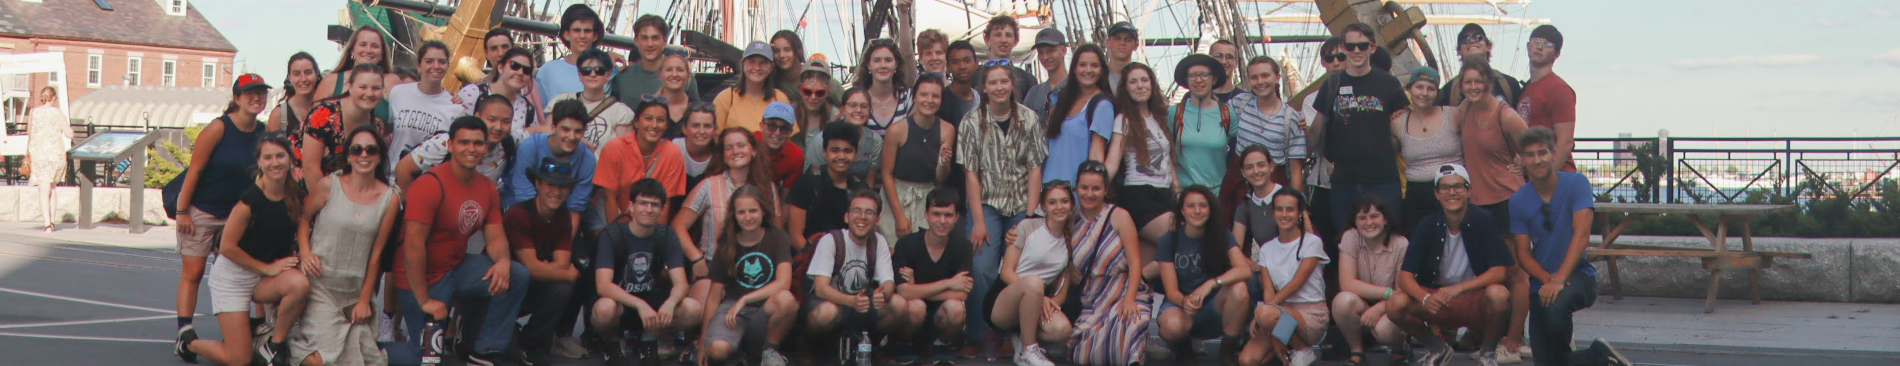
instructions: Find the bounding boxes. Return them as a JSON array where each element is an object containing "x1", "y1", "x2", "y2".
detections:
[{"x1": 810, "y1": 229, "x2": 881, "y2": 296}]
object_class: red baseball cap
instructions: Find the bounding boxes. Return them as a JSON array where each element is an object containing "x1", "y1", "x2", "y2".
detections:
[{"x1": 233, "y1": 73, "x2": 272, "y2": 95}]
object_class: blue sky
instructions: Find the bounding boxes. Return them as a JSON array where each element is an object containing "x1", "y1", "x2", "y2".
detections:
[{"x1": 196, "y1": 0, "x2": 1900, "y2": 139}]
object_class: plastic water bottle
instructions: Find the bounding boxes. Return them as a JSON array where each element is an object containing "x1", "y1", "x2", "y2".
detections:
[
  {"x1": 855, "y1": 331, "x2": 873, "y2": 366},
  {"x1": 420, "y1": 319, "x2": 445, "y2": 366}
]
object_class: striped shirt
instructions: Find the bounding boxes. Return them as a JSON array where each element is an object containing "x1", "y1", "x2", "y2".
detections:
[
  {"x1": 1229, "y1": 92, "x2": 1308, "y2": 165},
  {"x1": 955, "y1": 103, "x2": 1047, "y2": 216}
]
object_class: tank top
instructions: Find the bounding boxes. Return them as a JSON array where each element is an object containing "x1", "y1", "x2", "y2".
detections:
[
  {"x1": 1399, "y1": 108, "x2": 1464, "y2": 182},
  {"x1": 890, "y1": 115, "x2": 942, "y2": 183},
  {"x1": 278, "y1": 101, "x2": 304, "y2": 136},
  {"x1": 191, "y1": 116, "x2": 261, "y2": 218},
  {"x1": 309, "y1": 174, "x2": 396, "y2": 285},
  {"x1": 1461, "y1": 105, "x2": 1525, "y2": 206}
]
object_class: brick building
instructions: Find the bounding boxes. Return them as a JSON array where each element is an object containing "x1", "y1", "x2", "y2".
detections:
[{"x1": 1, "y1": 0, "x2": 236, "y2": 119}]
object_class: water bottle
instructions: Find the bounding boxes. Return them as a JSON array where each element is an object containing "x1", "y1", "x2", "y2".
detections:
[
  {"x1": 420, "y1": 319, "x2": 445, "y2": 366},
  {"x1": 856, "y1": 331, "x2": 873, "y2": 366}
]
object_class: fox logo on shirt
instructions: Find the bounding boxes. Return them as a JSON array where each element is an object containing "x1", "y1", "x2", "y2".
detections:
[{"x1": 457, "y1": 200, "x2": 483, "y2": 235}]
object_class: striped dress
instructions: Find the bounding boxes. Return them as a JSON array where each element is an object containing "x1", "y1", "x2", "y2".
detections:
[{"x1": 1067, "y1": 204, "x2": 1153, "y2": 366}]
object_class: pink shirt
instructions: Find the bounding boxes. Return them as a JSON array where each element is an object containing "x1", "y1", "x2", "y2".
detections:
[{"x1": 1339, "y1": 230, "x2": 1409, "y2": 288}]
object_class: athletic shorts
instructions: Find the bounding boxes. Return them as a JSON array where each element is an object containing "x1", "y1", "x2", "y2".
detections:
[
  {"x1": 207, "y1": 257, "x2": 261, "y2": 314},
  {"x1": 1159, "y1": 291, "x2": 1226, "y2": 339},
  {"x1": 176, "y1": 207, "x2": 226, "y2": 257},
  {"x1": 619, "y1": 292, "x2": 672, "y2": 332},
  {"x1": 704, "y1": 301, "x2": 768, "y2": 348},
  {"x1": 1116, "y1": 185, "x2": 1174, "y2": 228},
  {"x1": 1421, "y1": 288, "x2": 1490, "y2": 331}
]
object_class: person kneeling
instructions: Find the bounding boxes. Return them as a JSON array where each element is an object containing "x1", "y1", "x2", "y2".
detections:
[
  {"x1": 505, "y1": 157, "x2": 588, "y2": 364},
  {"x1": 593, "y1": 179, "x2": 699, "y2": 365},
  {"x1": 894, "y1": 188, "x2": 975, "y2": 363},
  {"x1": 178, "y1": 137, "x2": 313, "y2": 366},
  {"x1": 1155, "y1": 186, "x2": 1254, "y2": 366},
  {"x1": 699, "y1": 186, "x2": 799, "y2": 366},
  {"x1": 805, "y1": 190, "x2": 916, "y2": 358},
  {"x1": 1388, "y1": 164, "x2": 1514, "y2": 366}
]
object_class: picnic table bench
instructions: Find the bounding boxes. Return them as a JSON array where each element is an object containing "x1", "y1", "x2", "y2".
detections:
[{"x1": 1586, "y1": 203, "x2": 1812, "y2": 313}]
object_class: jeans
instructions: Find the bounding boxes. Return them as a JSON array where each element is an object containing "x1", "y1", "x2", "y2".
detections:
[
  {"x1": 1329, "y1": 181, "x2": 1404, "y2": 233},
  {"x1": 385, "y1": 255, "x2": 530, "y2": 365},
  {"x1": 1530, "y1": 274, "x2": 1606, "y2": 366},
  {"x1": 519, "y1": 279, "x2": 576, "y2": 352},
  {"x1": 964, "y1": 204, "x2": 1024, "y2": 338}
]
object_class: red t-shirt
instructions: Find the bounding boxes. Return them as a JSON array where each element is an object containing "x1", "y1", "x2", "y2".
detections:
[
  {"x1": 395, "y1": 163, "x2": 504, "y2": 289},
  {"x1": 1516, "y1": 74, "x2": 1578, "y2": 172},
  {"x1": 593, "y1": 134, "x2": 688, "y2": 210},
  {"x1": 504, "y1": 202, "x2": 574, "y2": 261},
  {"x1": 757, "y1": 131, "x2": 804, "y2": 190}
]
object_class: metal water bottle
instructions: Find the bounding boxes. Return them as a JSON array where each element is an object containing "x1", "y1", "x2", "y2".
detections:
[
  {"x1": 420, "y1": 319, "x2": 445, "y2": 366},
  {"x1": 855, "y1": 331, "x2": 873, "y2": 366}
]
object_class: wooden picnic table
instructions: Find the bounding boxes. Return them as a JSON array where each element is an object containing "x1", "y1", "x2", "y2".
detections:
[{"x1": 1587, "y1": 203, "x2": 1811, "y2": 313}]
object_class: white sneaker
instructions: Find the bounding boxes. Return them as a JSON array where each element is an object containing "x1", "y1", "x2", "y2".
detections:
[
  {"x1": 1015, "y1": 344, "x2": 1055, "y2": 366},
  {"x1": 1417, "y1": 343, "x2": 1454, "y2": 366},
  {"x1": 1520, "y1": 344, "x2": 1535, "y2": 357},
  {"x1": 1495, "y1": 347, "x2": 1524, "y2": 364},
  {"x1": 761, "y1": 348, "x2": 788, "y2": 366},
  {"x1": 376, "y1": 313, "x2": 396, "y2": 343},
  {"x1": 1288, "y1": 348, "x2": 1317, "y2": 366},
  {"x1": 1481, "y1": 351, "x2": 1504, "y2": 366}
]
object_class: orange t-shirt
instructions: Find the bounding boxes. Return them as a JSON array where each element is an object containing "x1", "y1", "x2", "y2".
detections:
[{"x1": 593, "y1": 134, "x2": 688, "y2": 210}]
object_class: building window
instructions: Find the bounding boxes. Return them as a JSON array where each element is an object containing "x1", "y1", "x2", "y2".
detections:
[
  {"x1": 127, "y1": 57, "x2": 142, "y2": 86},
  {"x1": 168, "y1": 0, "x2": 187, "y2": 15},
  {"x1": 162, "y1": 60, "x2": 177, "y2": 86},
  {"x1": 87, "y1": 55, "x2": 102, "y2": 87},
  {"x1": 50, "y1": 71, "x2": 60, "y2": 84},
  {"x1": 202, "y1": 63, "x2": 217, "y2": 87}
]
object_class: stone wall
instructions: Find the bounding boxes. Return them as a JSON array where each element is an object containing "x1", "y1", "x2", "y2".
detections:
[
  {"x1": 1593, "y1": 235, "x2": 1900, "y2": 303},
  {"x1": 0, "y1": 186, "x2": 170, "y2": 226}
]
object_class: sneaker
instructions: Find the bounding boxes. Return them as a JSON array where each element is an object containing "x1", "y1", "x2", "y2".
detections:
[
  {"x1": 932, "y1": 342, "x2": 958, "y2": 365},
  {"x1": 1015, "y1": 344, "x2": 1056, "y2": 366},
  {"x1": 377, "y1": 313, "x2": 397, "y2": 343},
  {"x1": 174, "y1": 325, "x2": 199, "y2": 363},
  {"x1": 1592, "y1": 338, "x2": 1632, "y2": 366},
  {"x1": 1288, "y1": 348, "x2": 1317, "y2": 366},
  {"x1": 466, "y1": 351, "x2": 513, "y2": 366},
  {"x1": 760, "y1": 348, "x2": 788, "y2": 366},
  {"x1": 515, "y1": 349, "x2": 547, "y2": 366},
  {"x1": 255, "y1": 340, "x2": 281, "y2": 366},
  {"x1": 550, "y1": 336, "x2": 589, "y2": 359},
  {"x1": 601, "y1": 339, "x2": 633, "y2": 366},
  {"x1": 1416, "y1": 343, "x2": 1454, "y2": 366},
  {"x1": 1495, "y1": 347, "x2": 1524, "y2": 364},
  {"x1": 1519, "y1": 344, "x2": 1534, "y2": 357},
  {"x1": 1478, "y1": 351, "x2": 1501, "y2": 366},
  {"x1": 252, "y1": 320, "x2": 273, "y2": 338}
]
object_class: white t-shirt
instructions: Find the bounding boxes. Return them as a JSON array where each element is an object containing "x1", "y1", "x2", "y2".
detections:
[
  {"x1": 1115, "y1": 114, "x2": 1175, "y2": 188},
  {"x1": 671, "y1": 138, "x2": 712, "y2": 177},
  {"x1": 409, "y1": 133, "x2": 508, "y2": 182},
  {"x1": 547, "y1": 92, "x2": 636, "y2": 153},
  {"x1": 458, "y1": 83, "x2": 537, "y2": 143},
  {"x1": 806, "y1": 232, "x2": 895, "y2": 295},
  {"x1": 387, "y1": 83, "x2": 466, "y2": 174},
  {"x1": 1255, "y1": 232, "x2": 1331, "y2": 303},
  {"x1": 1438, "y1": 232, "x2": 1476, "y2": 285},
  {"x1": 1013, "y1": 219, "x2": 1071, "y2": 285}
]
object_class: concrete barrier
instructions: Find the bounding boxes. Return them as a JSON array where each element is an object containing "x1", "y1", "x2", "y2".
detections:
[
  {"x1": 0, "y1": 186, "x2": 170, "y2": 226},
  {"x1": 1593, "y1": 235, "x2": 1900, "y2": 303}
]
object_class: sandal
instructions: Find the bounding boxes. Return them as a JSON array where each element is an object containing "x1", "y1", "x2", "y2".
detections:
[{"x1": 1342, "y1": 352, "x2": 1365, "y2": 366}]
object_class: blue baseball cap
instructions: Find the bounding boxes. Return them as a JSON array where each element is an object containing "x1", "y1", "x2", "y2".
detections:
[{"x1": 762, "y1": 101, "x2": 796, "y2": 124}]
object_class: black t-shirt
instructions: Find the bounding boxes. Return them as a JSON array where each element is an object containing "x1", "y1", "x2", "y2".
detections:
[
  {"x1": 596, "y1": 223, "x2": 686, "y2": 296},
  {"x1": 1156, "y1": 230, "x2": 1239, "y2": 293},
  {"x1": 237, "y1": 184, "x2": 298, "y2": 263},
  {"x1": 787, "y1": 170, "x2": 867, "y2": 238},
  {"x1": 1315, "y1": 69, "x2": 1408, "y2": 183},
  {"x1": 892, "y1": 231, "x2": 974, "y2": 286},
  {"x1": 708, "y1": 228, "x2": 794, "y2": 294},
  {"x1": 937, "y1": 87, "x2": 977, "y2": 128}
]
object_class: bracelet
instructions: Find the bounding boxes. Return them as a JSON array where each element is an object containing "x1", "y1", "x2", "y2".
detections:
[
  {"x1": 1422, "y1": 294, "x2": 1432, "y2": 303},
  {"x1": 1384, "y1": 287, "x2": 1393, "y2": 299}
]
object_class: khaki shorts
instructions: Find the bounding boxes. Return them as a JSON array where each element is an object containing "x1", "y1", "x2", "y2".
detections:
[{"x1": 175, "y1": 207, "x2": 227, "y2": 257}]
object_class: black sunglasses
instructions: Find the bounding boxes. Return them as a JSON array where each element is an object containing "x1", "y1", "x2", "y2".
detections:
[
  {"x1": 1343, "y1": 42, "x2": 1373, "y2": 52},
  {"x1": 539, "y1": 159, "x2": 576, "y2": 176},
  {"x1": 687, "y1": 101, "x2": 716, "y2": 113},
  {"x1": 661, "y1": 47, "x2": 691, "y2": 58},
  {"x1": 868, "y1": 38, "x2": 898, "y2": 48},
  {"x1": 347, "y1": 144, "x2": 382, "y2": 156},
  {"x1": 980, "y1": 58, "x2": 1012, "y2": 67},
  {"x1": 640, "y1": 94, "x2": 669, "y2": 104},
  {"x1": 1324, "y1": 53, "x2": 1347, "y2": 63},
  {"x1": 507, "y1": 61, "x2": 532, "y2": 72},
  {"x1": 579, "y1": 66, "x2": 611, "y2": 76}
]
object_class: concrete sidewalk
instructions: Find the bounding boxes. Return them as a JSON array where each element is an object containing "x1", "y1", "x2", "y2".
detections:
[
  {"x1": 1575, "y1": 296, "x2": 1900, "y2": 358},
  {"x1": 4, "y1": 221, "x2": 177, "y2": 252}
]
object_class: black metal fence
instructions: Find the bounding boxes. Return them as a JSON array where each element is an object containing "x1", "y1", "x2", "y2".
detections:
[{"x1": 1575, "y1": 136, "x2": 1900, "y2": 204}]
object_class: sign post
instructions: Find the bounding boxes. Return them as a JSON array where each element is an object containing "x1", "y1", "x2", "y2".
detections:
[{"x1": 67, "y1": 131, "x2": 160, "y2": 233}]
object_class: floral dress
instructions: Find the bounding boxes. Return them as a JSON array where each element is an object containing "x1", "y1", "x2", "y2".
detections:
[
  {"x1": 27, "y1": 105, "x2": 73, "y2": 186},
  {"x1": 1067, "y1": 204, "x2": 1153, "y2": 366}
]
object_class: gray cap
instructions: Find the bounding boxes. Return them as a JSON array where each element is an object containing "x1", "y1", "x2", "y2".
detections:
[
  {"x1": 1108, "y1": 21, "x2": 1138, "y2": 38},
  {"x1": 742, "y1": 41, "x2": 774, "y2": 61},
  {"x1": 1034, "y1": 28, "x2": 1066, "y2": 47}
]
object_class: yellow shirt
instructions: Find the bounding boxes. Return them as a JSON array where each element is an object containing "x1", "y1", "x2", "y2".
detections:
[{"x1": 712, "y1": 87, "x2": 792, "y2": 133}]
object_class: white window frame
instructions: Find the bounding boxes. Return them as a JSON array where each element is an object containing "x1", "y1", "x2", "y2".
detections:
[
  {"x1": 167, "y1": 0, "x2": 187, "y2": 15},
  {"x1": 126, "y1": 57, "x2": 142, "y2": 86},
  {"x1": 202, "y1": 62, "x2": 216, "y2": 87},
  {"x1": 87, "y1": 54, "x2": 102, "y2": 87},
  {"x1": 161, "y1": 60, "x2": 177, "y2": 86}
]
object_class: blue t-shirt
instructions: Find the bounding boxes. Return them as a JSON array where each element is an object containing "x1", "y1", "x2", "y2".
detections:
[
  {"x1": 536, "y1": 58, "x2": 615, "y2": 106},
  {"x1": 1508, "y1": 171, "x2": 1597, "y2": 291},
  {"x1": 1155, "y1": 230, "x2": 1239, "y2": 297},
  {"x1": 504, "y1": 133, "x2": 599, "y2": 215},
  {"x1": 1043, "y1": 97, "x2": 1116, "y2": 184}
]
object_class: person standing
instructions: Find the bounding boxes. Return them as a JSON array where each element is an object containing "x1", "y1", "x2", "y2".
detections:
[
  {"x1": 673, "y1": 104, "x2": 720, "y2": 209},
  {"x1": 547, "y1": 48, "x2": 636, "y2": 153},
  {"x1": 1517, "y1": 25, "x2": 1579, "y2": 173},
  {"x1": 1103, "y1": 21, "x2": 1141, "y2": 91},
  {"x1": 313, "y1": 26, "x2": 399, "y2": 104},
  {"x1": 856, "y1": 38, "x2": 913, "y2": 134},
  {"x1": 958, "y1": 60, "x2": 1046, "y2": 359},
  {"x1": 173, "y1": 76, "x2": 271, "y2": 361},
  {"x1": 302, "y1": 64, "x2": 388, "y2": 181},
  {"x1": 1508, "y1": 127, "x2": 1633, "y2": 366},
  {"x1": 1308, "y1": 23, "x2": 1409, "y2": 233},
  {"x1": 880, "y1": 74, "x2": 958, "y2": 236},
  {"x1": 976, "y1": 15, "x2": 1036, "y2": 99},
  {"x1": 1394, "y1": 66, "x2": 1462, "y2": 235},
  {"x1": 1113, "y1": 63, "x2": 1180, "y2": 248},
  {"x1": 803, "y1": 89, "x2": 884, "y2": 181},
  {"x1": 1171, "y1": 54, "x2": 1233, "y2": 192},
  {"x1": 395, "y1": 95, "x2": 518, "y2": 188},
  {"x1": 387, "y1": 42, "x2": 467, "y2": 178},
  {"x1": 938, "y1": 41, "x2": 982, "y2": 125},
  {"x1": 1453, "y1": 59, "x2": 1533, "y2": 362},
  {"x1": 713, "y1": 41, "x2": 793, "y2": 132},
  {"x1": 1208, "y1": 40, "x2": 1245, "y2": 103},
  {"x1": 537, "y1": 4, "x2": 611, "y2": 105},
  {"x1": 1225, "y1": 55, "x2": 1308, "y2": 218},
  {"x1": 268, "y1": 52, "x2": 320, "y2": 134},
  {"x1": 614, "y1": 15, "x2": 703, "y2": 106},
  {"x1": 507, "y1": 99, "x2": 599, "y2": 214},
  {"x1": 1388, "y1": 164, "x2": 1513, "y2": 366},
  {"x1": 594, "y1": 99, "x2": 689, "y2": 222},
  {"x1": 1024, "y1": 28, "x2": 1068, "y2": 120},
  {"x1": 756, "y1": 101, "x2": 806, "y2": 192},
  {"x1": 27, "y1": 86, "x2": 72, "y2": 232},
  {"x1": 1438, "y1": 24, "x2": 1524, "y2": 108},
  {"x1": 658, "y1": 46, "x2": 701, "y2": 139},
  {"x1": 458, "y1": 47, "x2": 540, "y2": 143},
  {"x1": 176, "y1": 137, "x2": 313, "y2": 366},
  {"x1": 291, "y1": 127, "x2": 399, "y2": 366},
  {"x1": 1041, "y1": 44, "x2": 1116, "y2": 187},
  {"x1": 789, "y1": 122, "x2": 869, "y2": 248}
]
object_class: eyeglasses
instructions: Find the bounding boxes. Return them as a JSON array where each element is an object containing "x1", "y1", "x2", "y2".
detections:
[
  {"x1": 640, "y1": 94, "x2": 669, "y2": 104},
  {"x1": 761, "y1": 120, "x2": 793, "y2": 132},
  {"x1": 980, "y1": 58, "x2": 1012, "y2": 67},
  {"x1": 579, "y1": 66, "x2": 611, "y2": 76},
  {"x1": 347, "y1": 144, "x2": 382, "y2": 156},
  {"x1": 661, "y1": 47, "x2": 691, "y2": 58},
  {"x1": 687, "y1": 101, "x2": 716, "y2": 113},
  {"x1": 506, "y1": 61, "x2": 532, "y2": 72},
  {"x1": 1186, "y1": 72, "x2": 1214, "y2": 81},
  {"x1": 1323, "y1": 53, "x2": 1347, "y2": 63},
  {"x1": 848, "y1": 207, "x2": 879, "y2": 216},
  {"x1": 801, "y1": 88, "x2": 828, "y2": 98},
  {"x1": 1435, "y1": 183, "x2": 1470, "y2": 192},
  {"x1": 867, "y1": 38, "x2": 898, "y2": 48},
  {"x1": 1343, "y1": 42, "x2": 1373, "y2": 52},
  {"x1": 844, "y1": 101, "x2": 871, "y2": 110}
]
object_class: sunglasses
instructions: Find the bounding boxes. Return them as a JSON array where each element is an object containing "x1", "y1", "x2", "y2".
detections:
[
  {"x1": 506, "y1": 61, "x2": 532, "y2": 72},
  {"x1": 661, "y1": 47, "x2": 691, "y2": 58},
  {"x1": 761, "y1": 121, "x2": 793, "y2": 132},
  {"x1": 1459, "y1": 33, "x2": 1488, "y2": 45},
  {"x1": 1529, "y1": 38, "x2": 1557, "y2": 49},
  {"x1": 980, "y1": 58, "x2": 1012, "y2": 67},
  {"x1": 640, "y1": 94, "x2": 669, "y2": 104},
  {"x1": 347, "y1": 144, "x2": 382, "y2": 156},
  {"x1": 868, "y1": 38, "x2": 898, "y2": 48},
  {"x1": 688, "y1": 101, "x2": 716, "y2": 113},
  {"x1": 801, "y1": 88, "x2": 827, "y2": 98},
  {"x1": 579, "y1": 66, "x2": 611, "y2": 76},
  {"x1": 1343, "y1": 42, "x2": 1373, "y2": 52},
  {"x1": 538, "y1": 160, "x2": 576, "y2": 176},
  {"x1": 1324, "y1": 53, "x2": 1347, "y2": 63}
]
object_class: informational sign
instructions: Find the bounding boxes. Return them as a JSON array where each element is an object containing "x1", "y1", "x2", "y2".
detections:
[{"x1": 69, "y1": 131, "x2": 151, "y2": 160}]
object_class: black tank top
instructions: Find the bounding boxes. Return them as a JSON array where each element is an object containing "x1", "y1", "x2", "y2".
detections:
[{"x1": 891, "y1": 115, "x2": 942, "y2": 183}]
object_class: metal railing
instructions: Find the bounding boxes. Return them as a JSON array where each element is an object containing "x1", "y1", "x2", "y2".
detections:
[{"x1": 1576, "y1": 136, "x2": 1900, "y2": 204}]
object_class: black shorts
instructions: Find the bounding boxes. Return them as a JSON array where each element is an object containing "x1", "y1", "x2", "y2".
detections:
[
  {"x1": 618, "y1": 291, "x2": 673, "y2": 332},
  {"x1": 1117, "y1": 185, "x2": 1174, "y2": 227}
]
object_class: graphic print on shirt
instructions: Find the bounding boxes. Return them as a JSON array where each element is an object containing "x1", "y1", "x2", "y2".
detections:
[
  {"x1": 457, "y1": 200, "x2": 484, "y2": 235},
  {"x1": 1332, "y1": 94, "x2": 1387, "y2": 123},
  {"x1": 832, "y1": 259, "x2": 870, "y2": 295},
  {"x1": 737, "y1": 252, "x2": 774, "y2": 290},
  {"x1": 622, "y1": 252, "x2": 654, "y2": 293},
  {"x1": 1514, "y1": 96, "x2": 1535, "y2": 120},
  {"x1": 1174, "y1": 252, "x2": 1203, "y2": 279},
  {"x1": 395, "y1": 109, "x2": 450, "y2": 156}
]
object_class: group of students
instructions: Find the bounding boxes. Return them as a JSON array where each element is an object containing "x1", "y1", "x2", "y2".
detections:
[{"x1": 163, "y1": 2, "x2": 1635, "y2": 366}]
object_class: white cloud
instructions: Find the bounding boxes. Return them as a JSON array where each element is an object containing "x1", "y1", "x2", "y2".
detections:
[
  {"x1": 1873, "y1": 49, "x2": 1900, "y2": 67},
  {"x1": 1811, "y1": 18, "x2": 1852, "y2": 27},
  {"x1": 1874, "y1": 10, "x2": 1895, "y2": 19},
  {"x1": 1669, "y1": 54, "x2": 1824, "y2": 69}
]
